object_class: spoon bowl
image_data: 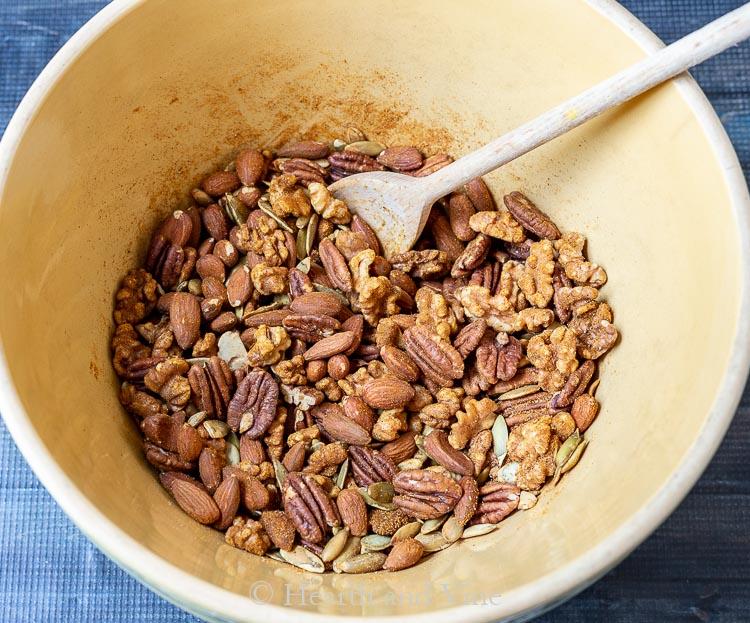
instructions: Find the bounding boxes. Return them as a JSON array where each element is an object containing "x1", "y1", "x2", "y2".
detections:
[{"x1": 329, "y1": 171, "x2": 430, "y2": 258}]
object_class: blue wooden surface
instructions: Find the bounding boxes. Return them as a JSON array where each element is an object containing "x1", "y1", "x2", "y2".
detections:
[{"x1": 1, "y1": 1, "x2": 749, "y2": 621}]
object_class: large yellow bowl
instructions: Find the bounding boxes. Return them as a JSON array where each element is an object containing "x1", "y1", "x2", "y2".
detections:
[{"x1": 1, "y1": 1, "x2": 749, "y2": 621}]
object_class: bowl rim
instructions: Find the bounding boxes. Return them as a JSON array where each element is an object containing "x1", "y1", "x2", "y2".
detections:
[{"x1": 0, "y1": 1, "x2": 748, "y2": 622}]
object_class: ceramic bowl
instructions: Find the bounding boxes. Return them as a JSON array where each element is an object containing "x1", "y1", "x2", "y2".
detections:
[{"x1": 1, "y1": 1, "x2": 749, "y2": 621}]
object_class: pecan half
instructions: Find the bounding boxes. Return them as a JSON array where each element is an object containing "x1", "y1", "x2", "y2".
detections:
[
  {"x1": 348, "y1": 446, "x2": 397, "y2": 487},
  {"x1": 392, "y1": 469, "x2": 463, "y2": 520},
  {"x1": 188, "y1": 356, "x2": 233, "y2": 419},
  {"x1": 503, "y1": 191, "x2": 561, "y2": 240},
  {"x1": 471, "y1": 481, "x2": 520, "y2": 524},
  {"x1": 282, "y1": 472, "x2": 341, "y2": 543},
  {"x1": 403, "y1": 324, "x2": 464, "y2": 387},
  {"x1": 226, "y1": 370, "x2": 279, "y2": 438}
]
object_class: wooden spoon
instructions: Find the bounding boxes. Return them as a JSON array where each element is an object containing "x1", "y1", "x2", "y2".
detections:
[{"x1": 329, "y1": 4, "x2": 750, "y2": 258}]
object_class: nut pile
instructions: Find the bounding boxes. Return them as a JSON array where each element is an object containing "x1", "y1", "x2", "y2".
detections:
[{"x1": 111, "y1": 127, "x2": 617, "y2": 574}]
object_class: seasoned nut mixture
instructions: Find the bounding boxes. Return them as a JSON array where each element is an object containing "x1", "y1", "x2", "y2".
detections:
[{"x1": 111, "y1": 128, "x2": 617, "y2": 573}]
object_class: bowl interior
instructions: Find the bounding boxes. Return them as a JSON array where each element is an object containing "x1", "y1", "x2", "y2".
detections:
[{"x1": 0, "y1": 0, "x2": 745, "y2": 620}]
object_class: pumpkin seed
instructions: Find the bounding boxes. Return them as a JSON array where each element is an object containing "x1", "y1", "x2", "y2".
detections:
[
  {"x1": 306, "y1": 213, "x2": 319, "y2": 256},
  {"x1": 265, "y1": 550, "x2": 285, "y2": 562},
  {"x1": 345, "y1": 141, "x2": 386, "y2": 157},
  {"x1": 187, "y1": 411, "x2": 207, "y2": 427},
  {"x1": 333, "y1": 138, "x2": 347, "y2": 152},
  {"x1": 321, "y1": 527, "x2": 350, "y2": 562},
  {"x1": 357, "y1": 487, "x2": 395, "y2": 511},
  {"x1": 588, "y1": 379, "x2": 600, "y2": 396},
  {"x1": 186, "y1": 278, "x2": 203, "y2": 296},
  {"x1": 491, "y1": 414, "x2": 509, "y2": 462},
  {"x1": 335, "y1": 459, "x2": 349, "y2": 490},
  {"x1": 346, "y1": 127, "x2": 367, "y2": 143},
  {"x1": 338, "y1": 552, "x2": 386, "y2": 574},
  {"x1": 203, "y1": 420, "x2": 229, "y2": 438},
  {"x1": 555, "y1": 429, "x2": 581, "y2": 466},
  {"x1": 217, "y1": 330, "x2": 248, "y2": 370},
  {"x1": 224, "y1": 161, "x2": 236, "y2": 172},
  {"x1": 461, "y1": 523, "x2": 498, "y2": 539},
  {"x1": 192, "y1": 188, "x2": 212, "y2": 206},
  {"x1": 367, "y1": 481, "x2": 395, "y2": 505},
  {"x1": 496, "y1": 384, "x2": 540, "y2": 401},
  {"x1": 420, "y1": 515, "x2": 448, "y2": 534},
  {"x1": 226, "y1": 440, "x2": 240, "y2": 466},
  {"x1": 441, "y1": 516, "x2": 464, "y2": 543},
  {"x1": 496, "y1": 461, "x2": 519, "y2": 484},
  {"x1": 175, "y1": 280, "x2": 189, "y2": 292},
  {"x1": 314, "y1": 158, "x2": 330, "y2": 168},
  {"x1": 392, "y1": 521, "x2": 422, "y2": 543},
  {"x1": 279, "y1": 545, "x2": 325, "y2": 573},
  {"x1": 258, "y1": 201, "x2": 293, "y2": 233},
  {"x1": 360, "y1": 534, "x2": 392, "y2": 552},
  {"x1": 273, "y1": 293, "x2": 291, "y2": 306},
  {"x1": 295, "y1": 214, "x2": 311, "y2": 229},
  {"x1": 296, "y1": 257, "x2": 311, "y2": 273},
  {"x1": 476, "y1": 465, "x2": 491, "y2": 486},
  {"x1": 223, "y1": 192, "x2": 249, "y2": 226},
  {"x1": 272, "y1": 457, "x2": 287, "y2": 489},
  {"x1": 296, "y1": 226, "x2": 307, "y2": 261},
  {"x1": 234, "y1": 305, "x2": 244, "y2": 320},
  {"x1": 560, "y1": 438, "x2": 589, "y2": 475},
  {"x1": 415, "y1": 532, "x2": 451, "y2": 552},
  {"x1": 185, "y1": 357, "x2": 211, "y2": 366},
  {"x1": 518, "y1": 491, "x2": 537, "y2": 510},
  {"x1": 312, "y1": 284, "x2": 350, "y2": 307},
  {"x1": 332, "y1": 536, "x2": 361, "y2": 573}
]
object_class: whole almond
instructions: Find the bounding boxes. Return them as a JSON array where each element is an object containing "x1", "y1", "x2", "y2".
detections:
[
  {"x1": 196, "y1": 254, "x2": 226, "y2": 281},
  {"x1": 303, "y1": 331, "x2": 356, "y2": 361},
  {"x1": 320, "y1": 406, "x2": 371, "y2": 446},
  {"x1": 226, "y1": 265, "x2": 253, "y2": 307},
  {"x1": 380, "y1": 346, "x2": 420, "y2": 382},
  {"x1": 241, "y1": 475, "x2": 271, "y2": 511},
  {"x1": 341, "y1": 314, "x2": 364, "y2": 356},
  {"x1": 454, "y1": 475, "x2": 479, "y2": 526},
  {"x1": 213, "y1": 475, "x2": 240, "y2": 530},
  {"x1": 464, "y1": 177, "x2": 495, "y2": 212},
  {"x1": 157, "y1": 210, "x2": 194, "y2": 246},
  {"x1": 160, "y1": 471, "x2": 206, "y2": 495},
  {"x1": 202, "y1": 171, "x2": 240, "y2": 197},
  {"x1": 289, "y1": 291, "x2": 343, "y2": 317},
  {"x1": 198, "y1": 446, "x2": 225, "y2": 494},
  {"x1": 171, "y1": 479, "x2": 221, "y2": 524},
  {"x1": 177, "y1": 423, "x2": 203, "y2": 461},
  {"x1": 448, "y1": 192, "x2": 477, "y2": 242},
  {"x1": 305, "y1": 360, "x2": 328, "y2": 384},
  {"x1": 337, "y1": 488, "x2": 368, "y2": 537},
  {"x1": 260, "y1": 510, "x2": 296, "y2": 551},
  {"x1": 380, "y1": 432, "x2": 417, "y2": 464},
  {"x1": 282, "y1": 441, "x2": 306, "y2": 473},
  {"x1": 376, "y1": 146, "x2": 423, "y2": 172},
  {"x1": 202, "y1": 204, "x2": 229, "y2": 240},
  {"x1": 214, "y1": 239, "x2": 238, "y2": 267},
  {"x1": 362, "y1": 378, "x2": 415, "y2": 410},
  {"x1": 383, "y1": 537, "x2": 424, "y2": 571},
  {"x1": 327, "y1": 354, "x2": 350, "y2": 381},
  {"x1": 342, "y1": 396, "x2": 375, "y2": 432},
  {"x1": 423, "y1": 430, "x2": 474, "y2": 476},
  {"x1": 278, "y1": 141, "x2": 329, "y2": 159},
  {"x1": 319, "y1": 239, "x2": 353, "y2": 292},
  {"x1": 571, "y1": 394, "x2": 599, "y2": 432},
  {"x1": 170, "y1": 293, "x2": 201, "y2": 349},
  {"x1": 236, "y1": 149, "x2": 266, "y2": 186},
  {"x1": 239, "y1": 435, "x2": 266, "y2": 464}
]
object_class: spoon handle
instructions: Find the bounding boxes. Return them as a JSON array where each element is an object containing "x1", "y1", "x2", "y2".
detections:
[{"x1": 420, "y1": 2, "x2": 750, "y2": 202}]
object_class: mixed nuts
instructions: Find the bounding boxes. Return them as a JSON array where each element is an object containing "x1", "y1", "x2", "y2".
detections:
[{"x1": 111, "y1": 127, "x2": 617, "y2": 574}]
